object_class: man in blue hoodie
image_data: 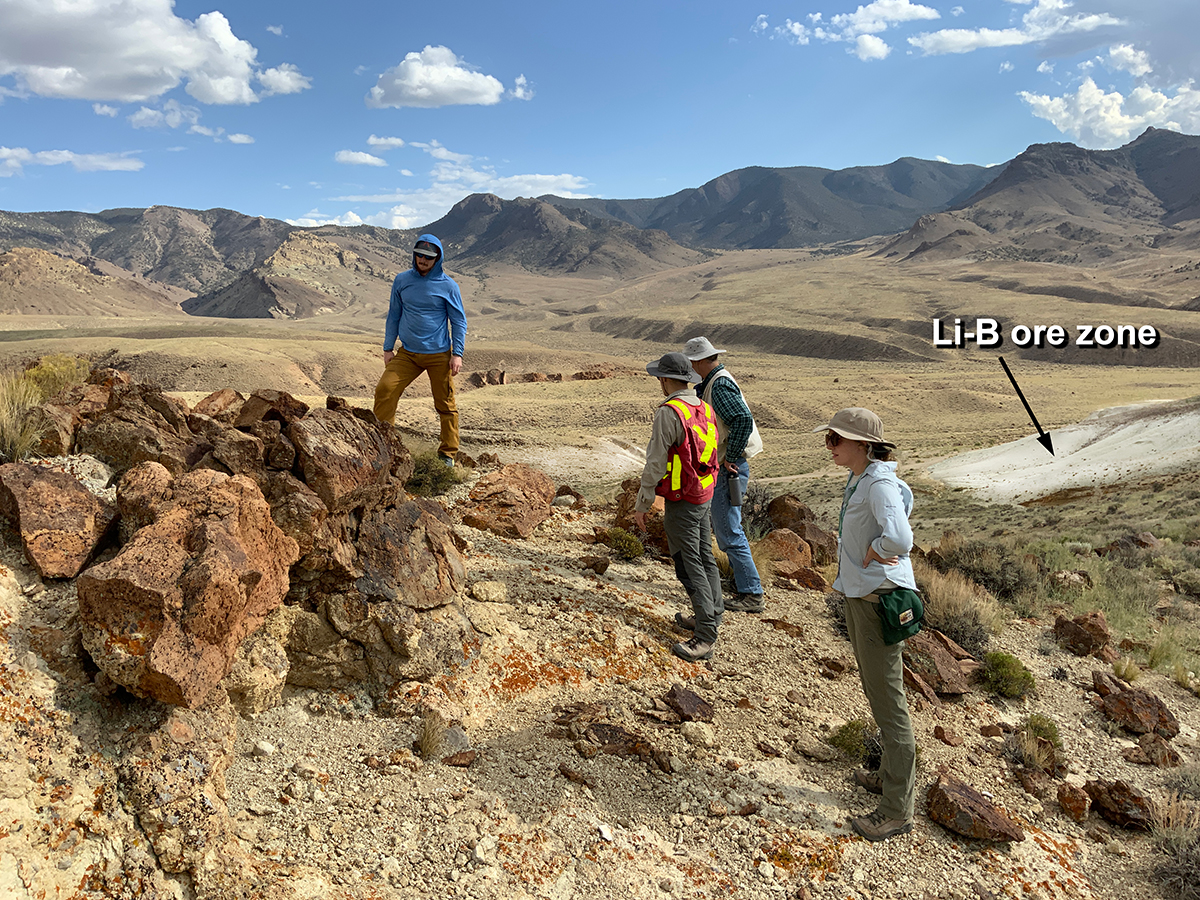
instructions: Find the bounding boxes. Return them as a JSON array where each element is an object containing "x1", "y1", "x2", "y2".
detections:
[{"x1": 374, "y1": 234, "x2": 468, "y2": 465}]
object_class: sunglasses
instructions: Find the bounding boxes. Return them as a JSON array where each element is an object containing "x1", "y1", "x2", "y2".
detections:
[{"x1": 825, "y1": 431, "x2": 842, "y2": 448}]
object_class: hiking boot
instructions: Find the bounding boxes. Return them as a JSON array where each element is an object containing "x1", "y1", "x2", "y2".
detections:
[
  {"x1": 849, "y1": 808, "x2": 912, "y2": 842},
  {"x1": 671, "y1": 636, "x2": 714, "y2": 662},
  {"x1": 674, "y1": 612, "x2": 696, "y2": 631},
  {"x1": 438, "y1": 455, "x2": 455, "y2": 468},
  {"x1": 853, "y1": 768, "x2": 883, "y2": 795},
  {"x1": 724, "y1": 592, "x2": 764, "y2": 613}
]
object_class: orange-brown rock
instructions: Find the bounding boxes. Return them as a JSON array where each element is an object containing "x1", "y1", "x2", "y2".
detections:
[
  {"x1": 614, "y1": 477, "x2": 668, "y2": 553},
  {"x1": 902, "y1": 630, "x2": 970, "y2": 695},
  {"x1": 192, "y1": 388, "x2": 245, "y2": 423},
  {"x1": 287, "y1": 404, "x2": 409, "y2": 515},
  {"x1": 1102, "y1": 688, "x2": 1180, "y2": 738},
  {"x1": 773, "y1": 561, "x2": 830, "y2": 591},
  {"x1": 927, "y1": 774, "x2": 1025, "y2": 842},
  {"x1": 1084, "y1": 779, "x2": 1154, "y2": 830},
  {"x1": 463, "y1": 463, "x2": 556, "y2": 539},
  {"x1": 233, "y1": 389, "x2": 309, "y2": 428},
  {"x1": 1057, "y1": 783, "x2": 1091, "y2": 822},
  {"x1": 0, "y1": 462, "x2": 117, "y2": 578},
  {"x1": 77, "y1": 470, "x2": 300, "y2": 707},
  {"x1": 355, "y1": 501, "x2": 465, "y2": 609},
  {"x1": 758, "y1": 528, "x2": 813, "y2": 567},
  {"x1": 75, "y1": 382, "x2": 194, "y2": 475},
  {"x1": 1054, "y1": 610, "x2": 1114, "y2": 659}
]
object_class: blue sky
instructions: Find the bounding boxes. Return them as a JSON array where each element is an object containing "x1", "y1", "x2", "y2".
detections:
[{"x1": 2, "y1": 0, "x2": 1197, "y2": 229}]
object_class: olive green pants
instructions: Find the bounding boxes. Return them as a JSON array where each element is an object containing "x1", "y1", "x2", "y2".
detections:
[
  {"x1": 374, "y1": 349, "x2": 458, "y2": 458},
  {"x1": 844, "y1": 595, "x2": 916, "y2": 821}
]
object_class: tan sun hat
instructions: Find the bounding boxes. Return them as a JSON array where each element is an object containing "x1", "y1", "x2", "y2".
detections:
[
  {"x1": 812, "y1": 407, "x2": 895, "y2": 448},
  {"x1": 682, "y1": 336, "x2": 726, "y2": 360}
]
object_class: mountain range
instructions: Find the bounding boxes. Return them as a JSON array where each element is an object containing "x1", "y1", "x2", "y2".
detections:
[{"x1": 1, "y1": 128, "x2": 1199, "y2": 320}]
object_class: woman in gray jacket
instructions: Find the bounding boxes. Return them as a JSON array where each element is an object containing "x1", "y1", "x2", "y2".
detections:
[{"x1": 814, "y1": 407, "x2": 917, "y2": 842}]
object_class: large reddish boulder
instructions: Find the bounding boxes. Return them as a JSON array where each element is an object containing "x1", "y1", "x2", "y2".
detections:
[
  {"x1": 0, "y1": 463, "x2": 117, "y2": 578},
  {"x1": 287, "y1": 404, "x2": 409, "y2": 515},
  {"x1": 759, "y1": 528, "x2": 813, "y2": 567},
  {"x1": 1084, "y1": 779, "x2": 1154, "y2": 830},
  {"x1": 233, "y1": 389, "x2": 309, "y2": 428},
  {"x1": 1054, "y1": 611, "x2": 1115, "y2": 660},
  {"x1": 613, "y1": 477, "x2": 668, "y2": 553},
  {"x1": 767, "y1": 496, "x2": 837, "y2": 564},
  {"x1": 927, "y1": 774, "x2": 1025, "y2": 842},
  {"x1": 77, "y1": 470, "x2": 300, "y2": 707},
  {"x1": 192, "y1": 388, "x2": 245, "y2": 423},
  {"x1": 1102, "y1": 688, "x2": 1180, "y2": 739},
  {"x1": 462, "y1": 463, "x2": 556, "y2": 538},
  {"x1": 903, "y1": 630, "x2": 970, "y2": 695},
  {"x1": 75, "y1": 382, "x2": 194, "y2": 475},
  {"x1": 355, "y1": 500, "x2": 465, "y2": 609}
]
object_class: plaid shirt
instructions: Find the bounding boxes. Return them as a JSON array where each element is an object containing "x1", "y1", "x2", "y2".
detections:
[{"x1": 697, "y1": 364, "x2": 754, "y2": 461}]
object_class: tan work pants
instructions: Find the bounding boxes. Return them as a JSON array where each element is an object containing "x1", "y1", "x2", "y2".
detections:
[{"x1": 373, "y1": 349, "x2": 459, "y2": 458}]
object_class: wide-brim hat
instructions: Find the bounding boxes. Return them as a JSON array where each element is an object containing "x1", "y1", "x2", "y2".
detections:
[
  {"x1": 812, "y1": 407, "x2": 895, "y2": 448},
  {"x1": 646, "y1": 351, "x2": 701, "y2": 384},
  {"x1": 682, "y1": 336, "x2": 726, "y2": 360}
]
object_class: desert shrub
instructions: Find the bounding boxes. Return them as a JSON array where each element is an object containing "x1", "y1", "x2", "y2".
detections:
[
  {"x1": 823, "y1": 591, "x2": 847, "y2": 638},
  {"x1": 1078, "y1": 564, "x2": 1160, "y2": 634},
  {"x1": 981, "y1": 651, "x2": 1036, "y2": 699},
  {"x1": 1114, "y1": 656, "x2": 1142, "y2": 682},
  {"x1": 1174, "y1": 664, "x2": 1198, "y2": 692},
  {"x1": 602, "y1": 527, "x2": 644, "y2": 560},
  {"x1": 1168, "y1": 764, "x2": 1200, "y2": 802},
  {"x1": 741, "y1": 479, "x2": 774, "y2": 541},
  {"x1": 0, "y1": 370, "x2": 43, "y2": 462},
  {"x1": 827, "y1": 719, "x2": 872, "y2": 763},
  {"x1": 405, "y1": 451, "x2": 466, "y2": 496},
  {"x1": 913, "y1": 558, "x2": 1004, "y2": 658},
  {"x1": 1024, "y1": 713, "x2": 1063, "y2": 749},
  {"x1": 1173, "y1": 569, "x2": 1200, "y2": 597},
  {"x1": 1150, "y1": 630, "x2": 1183, "y2": 670},
  {"x1": 23, "y1": 353, "x2": 91, "y2": 401},
  {"x1": 932, "y1": 534, "x2": 1039, "y2": 602},
  {"x1": 1154, "y1": 792, "x2": 1200, "y2": 900}
]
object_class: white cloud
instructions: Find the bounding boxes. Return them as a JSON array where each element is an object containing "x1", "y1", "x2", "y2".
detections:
[
  {"x1": 908, "y1": 0, "x2": 1121, "y2": 55},
  {"x1": 0, "y1": 0, "x2": 310, "y2": 104},
  {"x1": 776, "y1": 20, "x2": 810, "y2": 44},
  {"x1": 227, "y1": 133, "x2": 254, "y2": 144},
  {"x1": 1019, "y1": 77, "x2": 1200, "y2": 146},
  {"x1": 400, "y1": 169, "x2": 414, "y2": 176},
  {"x1": 1, "y1": 145, "x2": 143, "y2": 176},
  {"x1": 830, "y1": 0, "x2": 940, "y2": 38},
  {"x1": 751, "y1": 14, "x2": 769, "y2": 34},
  {"x1": 93, "y1": 103, "x2": 118, "y2": 116},
  {"x1": 936, "y1": 154, "x2": 952, "y2": 162},
  {"x1": 335, "y1": 150, "x2": 388, "y2": 166},
  {"x1": 367, "y1": 135, "x2": 406, "y2": 150},
  {"x1": 951, "y1": 6, "x2": 964, "y2": 15},
  {"x1": 1037, "y1": 60, "x2": 1055, "y2": 73},
  {"x1": 366, "y1": 45, "x2": 505, "y2": 108},
  {"x1": 999, "y1": 60, "x2": 1015, "y2": 73},
  {"x1": 128, "y1": 99, "x2": 201, "y2": 129},
  {"x1": 310, "y1": 141, "x2": 592, "y2": 229},
  {"x1": 854, "y1": 35, "x2": 891, "y2": 60},
  {"x1": 510, "y1": 74, "x2": 533, "y2": 101},
  {"x1": 266, "y1": 25, "x2": 283, "y2": 36},
  {"x1": 258, "y1": 63, "x2": 311, "y2": 96},
  {"x1": 1108, "y1": 43, "x2": 1151, "y2": 78}
]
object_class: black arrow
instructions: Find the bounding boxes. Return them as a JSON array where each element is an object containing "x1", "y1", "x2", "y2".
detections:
[{"x1": 998, "y1": 357, "x2": 1054, "y2": 456}]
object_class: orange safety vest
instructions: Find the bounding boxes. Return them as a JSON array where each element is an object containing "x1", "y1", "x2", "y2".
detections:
[{"x1": 654, "y1": 398, "x2": 719, "y2": 504}]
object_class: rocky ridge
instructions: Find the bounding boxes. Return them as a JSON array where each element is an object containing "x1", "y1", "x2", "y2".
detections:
[{"x1": 0, "y1": 372, "x2": 1197, "y2": 899}]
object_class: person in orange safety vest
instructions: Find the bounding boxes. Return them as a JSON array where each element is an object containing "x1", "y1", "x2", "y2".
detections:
[{"x1": 633, "y1": 351, "x2": 724, "y2": 662}]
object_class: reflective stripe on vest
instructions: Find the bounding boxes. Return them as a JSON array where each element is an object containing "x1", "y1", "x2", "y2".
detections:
[{"x1": 655, "y1": 399, "x2": 718, "y2": 504}]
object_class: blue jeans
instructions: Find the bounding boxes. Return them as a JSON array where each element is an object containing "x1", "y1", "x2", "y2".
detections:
[{"x1": 712, "y1": 459, "x2": 762, "y2": 595}]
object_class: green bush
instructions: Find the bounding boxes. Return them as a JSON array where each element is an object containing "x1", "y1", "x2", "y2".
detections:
[
  {"x1": 405, "y1": 451, "x2": 466, "y2": 496},
  {"x1": 603, "y1": 527, "x2": 644, "y2": 560},
  {"x1": 981, "y1": 651, "x2": 1036, "y2": 699},
  {"x1": 1024, "y1": 713, "x2": 1063, "y2": 749},
  {"x1": 827, "y1": 718, "x2": 872, "y2": 763},
  {"x1": 1174, "y1": 569, "x2": 1200, "y2": 597},
  {"x1": 23, "y1": 353, "x2": 91, "y2": 401},
  {"x1": 933, "y1": 535, "x2": 1040, "y2": 602}
]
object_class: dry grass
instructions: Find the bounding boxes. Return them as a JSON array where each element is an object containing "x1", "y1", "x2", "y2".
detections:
[
  {"x1": 1113, "y1": 655, "x2": 1142, "y2": 682},
  {"x1": 0, "y1": 370, "x2": 43, "y2": 462},
  {"x1": 417, "y1": 710, "x2": 447, "y2": 760},
  {"x1": 913, "y1": 557, "x2": 1004, "y2": 658}
]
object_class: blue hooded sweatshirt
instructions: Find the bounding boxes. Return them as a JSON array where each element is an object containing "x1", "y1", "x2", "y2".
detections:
[
  {"x1": 383, "y1": 233, "x2": 467, "y2": 357},
  {"x1": 832, "y1": 460, "x2": 917, "y2": 599}
]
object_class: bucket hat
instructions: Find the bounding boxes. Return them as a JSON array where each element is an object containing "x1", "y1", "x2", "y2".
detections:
[
  {"x1": 682, "y1": 336, "x2": 726, "y2": 361},
  {"x1": 812, "y1": 407, "x2": 895, "y2": 448},
  {"x1": 646, "y1": 351, "x2": 701, "y2": 384}
]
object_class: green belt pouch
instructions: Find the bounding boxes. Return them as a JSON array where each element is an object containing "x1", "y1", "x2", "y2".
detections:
[{"x1": 874, "y1": 587, "x2": 924, "y2": 645}]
